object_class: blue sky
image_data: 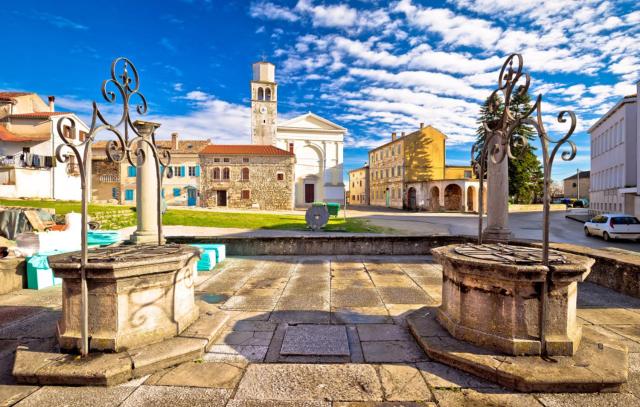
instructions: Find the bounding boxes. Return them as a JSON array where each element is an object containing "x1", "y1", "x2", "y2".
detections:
[{"x1": 5, "y1": 0, "x2": 639, "y2": 181}]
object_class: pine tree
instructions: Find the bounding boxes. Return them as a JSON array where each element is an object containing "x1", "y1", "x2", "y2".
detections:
[{"x1": 475, "y1": 92, "x2": 544, "y2": 204}]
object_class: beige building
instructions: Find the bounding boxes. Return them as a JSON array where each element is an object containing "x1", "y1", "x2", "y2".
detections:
[
  {"x1": 368, "y1": 124, "x2": 479, "y2": 211},
  {"x1": 0, "y1": 92, "x2": 89, "y2": 200},
  {"x1": 563, "y1": 171, "x2": 590, "y2": 200},
  {"x1": 91, "y1": 133, "x2": 209, "y2": 206},
  {"x1": 199, "y1": 145, "x2": 295, "y2": 210},
  {"x1": 348, "y1": 166, "x2": 369, "y2": 206}
]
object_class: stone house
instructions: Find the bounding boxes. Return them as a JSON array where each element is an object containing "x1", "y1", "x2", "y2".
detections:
[
  {"x1": 91, "y1": 133, "x2": 210, "y2": 206},
  {"x1": 0, "y1": 92, "x2": 89, "y2": 200},
  {"x1": 368, "y1": 124, "x2": 479, "y2": 212},
  {"x1": 199, "y1": 145, "x2": 295, "y2": 210},
  {"x1": 348, "y1": 165, "x2": 369, "y2": 206},
  {"x1": 563, "y1": 170, "x2": 590, "y2": 201}
]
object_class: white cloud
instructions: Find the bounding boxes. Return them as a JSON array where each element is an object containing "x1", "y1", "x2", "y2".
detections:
[
  {"x1": 250, "y1": 1, "x2": 299, "y2": 22},
  {"x1": 295, "y1": 0, "x2": 358, "y2": 28}
]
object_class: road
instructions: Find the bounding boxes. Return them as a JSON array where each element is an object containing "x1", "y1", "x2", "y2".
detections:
[{"x1": 346, "y1": 206, "x2": 640, "y2": 253}]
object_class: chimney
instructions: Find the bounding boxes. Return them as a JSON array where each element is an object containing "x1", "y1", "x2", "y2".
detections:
[
  {"x1": 171, "y1": 132, "x2": 179, "y2": 150},
  {"x1": 419, "y1": 122, "x2": 424, "y2": 129},
  {"x1": 391, "y1": 132, "x2": 397, "y2": 141},
  {"x1": 48, "y1": 96, "x2": 55, "y2": 112},
  {"x1": 401, "y1": 132, "x2": 405, "y2": 137},
  {"x1": 288, "y1": 142, "x2": 294, "y2": 154}
]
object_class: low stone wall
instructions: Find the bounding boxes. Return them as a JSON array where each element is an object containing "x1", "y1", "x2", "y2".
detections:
[
  {"x1": 508, "y1": 204, "x2": 566, "y2": 212},
  {"x1": 0, "y1": 257, "x2": 26, "y2": 294},
  {"x1": 169, "y1": 234, "x2": 640, "y2": 299},
  {"x1": 91, "y1": 210, "x2": 135, "y2": 229}
]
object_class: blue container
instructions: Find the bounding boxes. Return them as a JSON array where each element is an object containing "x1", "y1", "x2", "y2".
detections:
[
  {"x1": 87, "y1": 231, "x2": 121, "y2": 247},
  {"x1": 26, "y1": 250, "x2": 68, "y2": 290},
  {"x1": 190, "y1": 244, "x2": 226, "y2": 272}
]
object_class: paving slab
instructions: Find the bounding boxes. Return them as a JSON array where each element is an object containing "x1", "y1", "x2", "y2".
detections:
[
  {"x1": 357, "y1": 324, "x2": 413, "y2": 342},
  {"x1": 361, "y1": 341, "x2": 427, "y2": 363},
  {"x1": 214, "y1": 330, "x2": 274, "y2": 346},
  {"x1": 331, "y1": 307, "x2": 392, "y2": 324},
  {"x1": 229, "y1": 320, "x2": 278, "y2": 332},
  {"x1": 14, "y1": 386, "x2": 135, "y2": 407},
  {"x1": 205, "y1": 345, "x2": 269, "y2": 362},
  {"x1": 145, "y1": 361, "x2": 244, "y2": 389},
  {"x1": 333, "y1": 403, "x2": 436, "y2": 407},
  {"x1": 376, "y1": 287, "x2": 433, "y2": 305},
  {"x1": 416, "y1": 361, "x2": 499, "y2": 389},
  {"x1": 222, "y1": 295, "x2": 279, "y2": 311},
  {"x1": 432, "y1": 389, "x2": 543, "y2": 407},
  {"x1": 276, "y1": 295, "x2": 329, "y2": 311},
  {"x1": 234, "y1": 364, "x2": 383, "y2": 401},
  {"x1": 269, "y1": 310, "x2": 331, "y2": 324},
  {"x1": 0, "y1": 385, "x2": 38, "y2": 406},
  {"x1": 179, "y1": 311, "x2": 230, "y2": 342},
  {"x1": 120, "y1": 385, "x2": 230, "y2": 407},
  {"x1": 578, "y1": 308, "x2": 640, "y2": 325},
  {"x1": 227, "y1": 401, "x2": 330, "y2": 407},
  {"x1": 378, "y1": 364, "x2": 433, "y2": 402},
  {"x1": 332, "y1": 289, "x2": 384, "y2": 308},
  {"x1": 534, "y1": 392, "x2": 640, "y2": 406},
  {"x1": 280, "y1": 325, "x2": 350, "y2": 356}
]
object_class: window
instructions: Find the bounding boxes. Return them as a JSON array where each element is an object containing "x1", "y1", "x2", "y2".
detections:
[
  {"x1": 173, "y1": 166, "x2": 185, "y2": 177},
  {"x1": 173, "y1": 187, "x2": 181, "y2": 197},
  {"x1": 222, "y1": 167, "x2": 230, "y2": 180},
  {"x1": 188, "y1": 166, "x2": 196, "y2": 176},
  {"x1": 241, "y1": 190, "x2": 251, "y2": 199},
  {"x1": 265, "y1": 88, "x2": 272, "y2": 101},
  {"x1": 125, "y1": 189, "x2": 134, "y2": 201},
  {"x1": 243, "y1": 157, "x2": 249, "y2": 163},
  {"x1": 464, "y1": 170, "x2": 472, "y2": 178},
  {"x1": 223, "y1": 158, "x2": 230, "y2": 163},
  {"x1": 352, "y1": 195, "x2": 356, "y2": 201},
  {"x1": 277, "y1": 172, "x2": 284, "y2": 181},
  {"x1": 111, "y1": 187, "x2": 118, "y2": 199},
  {"x1": 241, "y1": 167, "x2": 250, "y2": 180},
  {"x1": 79, "y1": 131, "x2": 87, "y2": 142},
  {"x1": 392, "y1": 167, "x2": 395, "y2": 177},
  {"x1": 214, "y1": 158, "x2": 220, "y2": 163},
  {"x1": 258, "y1": 87, "x2": 264, "y2": 100},
  {"x1": 213, "y1": 167, "x2": 220, "y2": 180}
]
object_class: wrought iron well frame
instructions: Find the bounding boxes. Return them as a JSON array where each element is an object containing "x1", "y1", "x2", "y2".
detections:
[
  {"x1": 54, "y1": 57, "x2": 172, "y2": 356},
  {"x1": 471, "y1": 53, "x2": 577, "y2": 355}
]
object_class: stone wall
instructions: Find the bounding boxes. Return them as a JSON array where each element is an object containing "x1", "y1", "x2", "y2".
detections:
[
  {"x1": 91, "y1": 160, "x2": 120, "y2": 203},
  {"x1": 200, "y1": 154, "x2": 294, "y2": 210}
]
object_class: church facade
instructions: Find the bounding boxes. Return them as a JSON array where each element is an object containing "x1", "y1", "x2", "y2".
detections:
[{"x1": 250, "y1": 62, "x2": 346, "y2": 206}]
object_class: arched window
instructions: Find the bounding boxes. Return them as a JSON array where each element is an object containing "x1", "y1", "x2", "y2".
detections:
[
  {"x1": 257, "y1": 87, "x2": 264, "y2": 101},
  {"x1": 265, "y1": 88, "x2": 272, "y2": 101},
  {"x1": 241, "y1": 167, "x2": 249, "y2": 181},
  {"x1": 222, "y1": 167, "x2": 230, "y2": 180},
  {"x1": 213, "y1": 167, "x2": 220, "y2": 180}
]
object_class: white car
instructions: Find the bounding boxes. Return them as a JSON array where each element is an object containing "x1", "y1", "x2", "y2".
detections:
[{"x1": 584, "y1": 214, "x2": 640, "y2": 241}]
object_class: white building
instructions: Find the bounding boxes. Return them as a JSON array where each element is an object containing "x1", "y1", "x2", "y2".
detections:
[
  {"x1": 0, "y1": 93, "x2": 89, "y2": 200},
  {"x1": 250, "y1": 62, "x2": 346, "y2": 206},
  {"x1": 588, "y1": 81, "x2": 639, "y2": 217}
]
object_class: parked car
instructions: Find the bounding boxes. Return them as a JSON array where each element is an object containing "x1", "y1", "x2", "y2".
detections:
[
  {"x1": 584, "y1": 214, "x2": 640, "y2": 241},
  {"x1": 572, "y1": 199, "x2": 589, "y2": 208}
]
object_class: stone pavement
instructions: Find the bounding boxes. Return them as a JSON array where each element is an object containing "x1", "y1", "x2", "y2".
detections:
[{"x1": 1, "y1": 255, "x2": 640, "y2": 406}]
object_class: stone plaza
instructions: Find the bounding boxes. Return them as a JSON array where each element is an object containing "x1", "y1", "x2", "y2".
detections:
[{"x1": 1, "y1": 254, "x2": 640, "y2": 406}]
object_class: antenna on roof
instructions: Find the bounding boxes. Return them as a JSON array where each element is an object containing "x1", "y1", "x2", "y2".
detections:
[{"x1": 260, "y1": 51, "x2": 267, "y2": 62}]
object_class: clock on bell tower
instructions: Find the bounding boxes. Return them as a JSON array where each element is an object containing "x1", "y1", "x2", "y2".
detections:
[{"x1": 250, "y1": 61, "x2": 278, "y2": 145}]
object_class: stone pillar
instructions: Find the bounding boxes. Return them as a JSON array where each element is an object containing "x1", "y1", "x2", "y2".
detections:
[
  {"x1": 130, "y1": 120, "x2": 162, "y2": 244},
  {"x1": 483, "y1": 157, "x2": 512, "y2": 240}
]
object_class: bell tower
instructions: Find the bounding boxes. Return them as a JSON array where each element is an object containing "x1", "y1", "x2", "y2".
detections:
[{"x1": 250, "y1": 61, "x2": 278, "y2": 145}]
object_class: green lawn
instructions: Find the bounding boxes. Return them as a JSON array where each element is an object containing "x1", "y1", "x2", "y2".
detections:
[{"x1": 0, "y1": 199, "x2": 383, "y2": 233}]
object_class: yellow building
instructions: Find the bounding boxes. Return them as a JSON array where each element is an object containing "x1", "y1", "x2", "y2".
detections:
[
  {"x1": 348, "y1": 165, "x2": 369, "y2": 205},
  {"x1": 367, "y1": 124, "x2": 480, "y2": 212}
]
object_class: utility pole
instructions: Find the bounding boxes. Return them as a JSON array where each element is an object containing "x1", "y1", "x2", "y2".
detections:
[{"x1": 576, "y1": 169, "x2": 580, "y2": 200}]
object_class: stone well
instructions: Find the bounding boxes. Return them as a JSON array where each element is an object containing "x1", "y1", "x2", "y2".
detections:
[
  {"x1": 48, "y1": 244, "x2": 201, "y2": 352},
  {"x1": 432, "y1": 244, "x2": 594, "y2": 356}
]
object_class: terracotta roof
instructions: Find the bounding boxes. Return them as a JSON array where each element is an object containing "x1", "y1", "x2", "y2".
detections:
[
  {"x1": 0, "y1": 125, "x2": 49, "y2": 142},
  {"x1": 8, "y1": 112, "x2": 71, "y2": 119},
  {"x1": 200, "y1": 144, "x2": 294, "y2": 156},
  {"x1": 0, "y1": 92, "x2": 31, "y2": 100}
]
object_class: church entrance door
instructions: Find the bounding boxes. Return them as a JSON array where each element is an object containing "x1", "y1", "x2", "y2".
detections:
[
  {"x1": 304, "y1": 183, "x2": 315, "y2": 203},
  {"x1": 216, "y1": 190, "x2": 227, "y2": 207}
]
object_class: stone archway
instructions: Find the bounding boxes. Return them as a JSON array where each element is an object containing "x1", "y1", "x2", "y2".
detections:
[
  {"x1": 444, "y1": 184, "x2": 462, "y2": 211},
  {"x1": 408, "y1": 187, "x2": 417, "y2": 210},
  {"x1": 430, "y1": 186, "x2": 440, "y2": 211},
  {"x1": 467, "y1": 186, "x2": 475, "y2": 212}
]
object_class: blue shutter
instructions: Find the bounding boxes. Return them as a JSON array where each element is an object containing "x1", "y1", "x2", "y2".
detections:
[
  {"x1": 111, "y1": 187, "x2": 118, "y2": 199},
  {"x1": 160, "y1": 165, "x2": 165, "y2": 175},
  {"x1": 128, "y1": 166, "x2": 136, "y2": 177},
  {"x1": 125, "y1": 189, "x2": 134, "y2": 201},
  {"x1": 173, "y1": 188, "x2": 181, "y2": 197},
  {"x1": 181, "y1": 165, "x2": 186, "y2": 177},
  {"x1": 195, "y1": 165, "x2": 201, "y2": 177},
  {"x1": 161, "y1": 189, "x2": 165, "y2": 198}
]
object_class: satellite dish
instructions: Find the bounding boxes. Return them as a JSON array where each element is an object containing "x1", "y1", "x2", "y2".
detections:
[{"x1": 306, "y1": 205, "x2": 329, "y2": 231}]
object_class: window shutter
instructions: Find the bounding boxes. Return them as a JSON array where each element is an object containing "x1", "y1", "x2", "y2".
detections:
[
  {"x1": 125, "y1": 189, "x2": 134, "y2": 201},
  {"x1": 174, "y1": 188, "x2": 181, "y2": 197},
  {"x1": 161, "y1": 189, "x2": 165, "y2": 198},
  {"x1": 195, "y1": 165, "x2": 201, "y2": 177},
  {"x1": 181, "y1": 165, "x2": 186, "y2": 177},
  {"x1": 128, "y1": 166, "x2": 136, "y2": 177}
]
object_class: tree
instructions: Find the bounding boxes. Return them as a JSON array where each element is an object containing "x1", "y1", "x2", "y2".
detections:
[{"x1": 475, "y1": 92, "x2": 544, "y2": 204}]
